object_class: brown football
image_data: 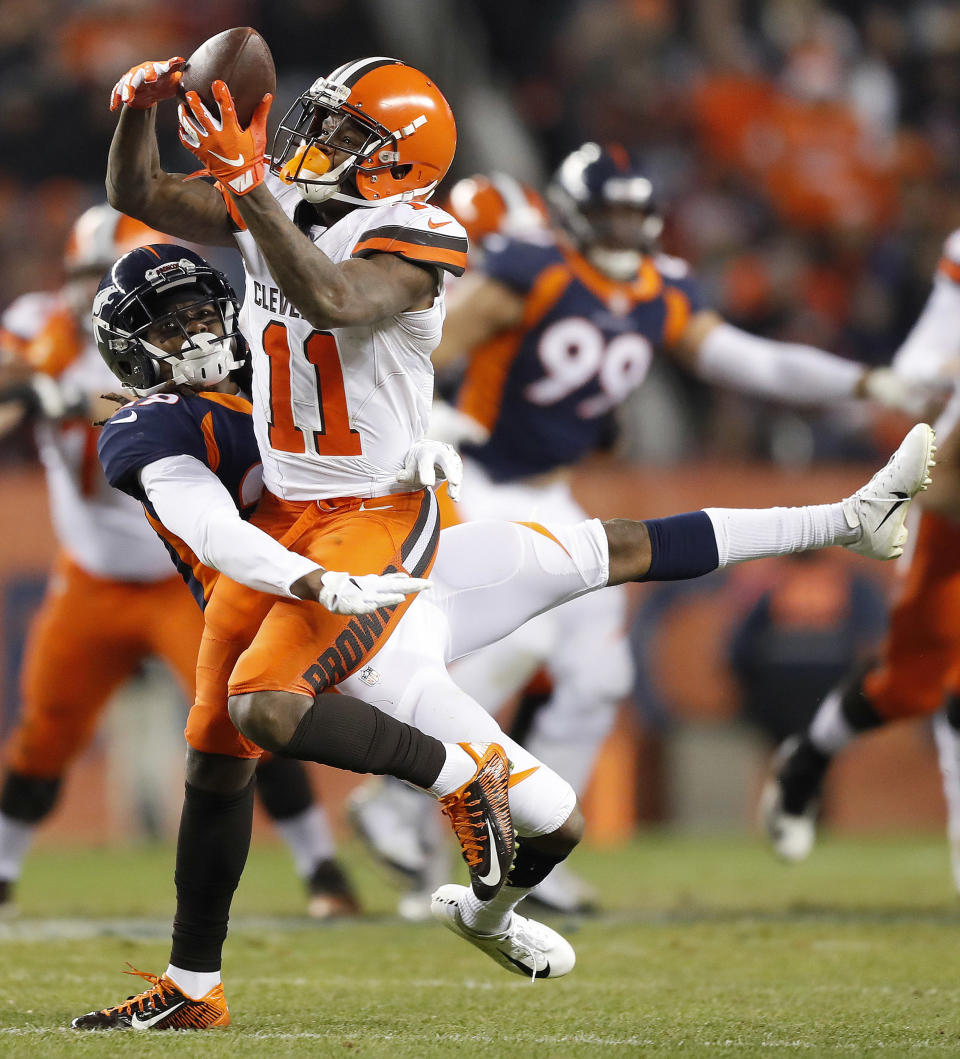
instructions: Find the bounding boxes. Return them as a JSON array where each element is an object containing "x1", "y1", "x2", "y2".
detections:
[{"x1": 179, "y1": 27, "x2": 276, "y2": 126}]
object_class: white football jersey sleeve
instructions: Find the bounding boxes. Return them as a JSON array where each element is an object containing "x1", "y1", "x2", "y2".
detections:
[
  {"x1": 1, "y1": 293, "x2": 174, "y2": 581},
  {"x1": 236, "y1": 173, "x2": 468, "y2": 500},
  {"x1": 893, "y1": 229, "x2": 960, "y2": 436}
]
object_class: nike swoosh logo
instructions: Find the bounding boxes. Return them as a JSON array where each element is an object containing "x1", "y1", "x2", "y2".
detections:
[
  {"x1": 130, "y1": 1000, "x2": 186, "y2": 1029},
  {"x1": 208, "y1": 150, "x2": 246, "y2": 167},
  {"x1": 359, "y1": 501, "x2": 393, "y2": 512},
  {"x1": 508, "y1": 766, "x2": 540, "y2": 789},
  {"x1": 428, "y1": 218, "x2": 451, "y2": 229},
  {"x1": 112, "y1": 410, "x2": 138, "y2": 423},
  {"x1": 875, "y1": 491, "x2": 909, "y2": 531},
  {"x1": 504, "y1": 953, "x2": 551, "y2": 978},
  {"x1": 476, "y1": 819, "x2": 501, "y2": 888}
]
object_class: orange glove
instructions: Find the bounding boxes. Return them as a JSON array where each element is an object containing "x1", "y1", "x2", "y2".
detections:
[
  {"x1": 110, "y1": 57, "x2": 185, "y2": 111},
  {"x1": 178, "y1": 81, "x2": 273, "y2": 196}
]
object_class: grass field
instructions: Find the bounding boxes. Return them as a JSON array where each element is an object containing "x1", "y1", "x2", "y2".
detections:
[{"x1": 2, "y1": 833, "x2": 960, "y2": 1056}]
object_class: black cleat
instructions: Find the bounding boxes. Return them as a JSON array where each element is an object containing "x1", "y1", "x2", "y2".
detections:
[
  {"x1": 438, "y1": 742, "x2": 515, "y2": 900},
  {"x1": 71, "y1": 965, "x2": 229, "y2": 1030}
]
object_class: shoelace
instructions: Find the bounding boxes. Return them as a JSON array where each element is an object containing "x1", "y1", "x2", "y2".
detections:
[
  {"x1": 440, "y1": 791, "x2": 487, "y2": 868},
  {"x1": 105, "y1": 964, "x2": 178, "y2": 1017},
  {"x1": 508, "y1": 921, "x2": 545, "y2": 984}
]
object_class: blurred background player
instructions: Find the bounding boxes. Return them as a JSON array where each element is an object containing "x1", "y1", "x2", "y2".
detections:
[
  {"x1": 351, "y1": 142, "x2": 942, "y2": 917},
  {"x1": 762, "y1": 228, "x2": 960, "y2": 882},
  {"x1": 0, "y1": 204, "x2": 358, "y2": 919}
]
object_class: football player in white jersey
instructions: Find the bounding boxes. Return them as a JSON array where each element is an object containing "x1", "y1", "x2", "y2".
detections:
[
  {"x1": 79, "y1": 52, "x2": 935, "y2": 1029},
  {"x1": 0, "y1": 205, "x2": 363, "y2": 920}
]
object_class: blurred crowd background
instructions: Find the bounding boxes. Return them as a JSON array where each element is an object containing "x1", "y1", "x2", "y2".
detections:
[
  {"x1": 3, "y1": 0, "x2": 960, "y2": 463},
  {"x1": 1, "y1": 0, "x2": 954, "y2": 842}
]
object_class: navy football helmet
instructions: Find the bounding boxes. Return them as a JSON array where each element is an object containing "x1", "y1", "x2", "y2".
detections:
[
  {"x1": 93, "y1": 245, "x2": 246, "y2": 395},
  {"x1": 547, "y1": 142, "x2": 663, "y2": 279}
]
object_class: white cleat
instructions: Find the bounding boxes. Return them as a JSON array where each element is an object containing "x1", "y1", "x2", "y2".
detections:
[
  {"x1": 842, "y1": 422, "x2": 936, "y2": 560},
  {"x1": 759, "y1": 742, "x2": 817, "y2": 864},
  {"x1": 431, "y1": 883, "x2": 575, "y2": 980}
]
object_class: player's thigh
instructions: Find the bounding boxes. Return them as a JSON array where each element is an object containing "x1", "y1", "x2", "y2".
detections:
[
  {"x1": 230, "y1": 491, "x2": 440, "y2": 698},
  {"x1": 141, "y1": 576, "x2": 205, "y2": 700},
  {"x1": 437, "y1": 519, "x2": 609, "y2": 662},
  {"x1": 865, "y1": 514, "x2": 960, "y2": 719},
  {"x1": 9, "y1": 558, "x2": 142, "y2": 774},
  {"x1": 185, "y1": 575, "x2": 273, "y2": 760}
]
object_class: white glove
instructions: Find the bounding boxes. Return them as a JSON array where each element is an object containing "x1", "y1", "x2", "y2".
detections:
[
  {"x1": 862, "y1": 367, "x2": 951, "y2": 418},
  {"x1": 425, "y1": 399, "x2": 490, "y2": 447},
  {"x1": 316, "y1": 570, "x2": 431, "y2": 615},
  {"x1": 397, "y1": 438, "x2": 464, "y2": 501}
]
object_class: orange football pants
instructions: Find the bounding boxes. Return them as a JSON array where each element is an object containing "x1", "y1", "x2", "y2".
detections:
[
  {"x1": 185, "y1": 488, "x2": 439, "y2": 759},
  {"x1": 863, "y1": 511, "x2": 960, "y2": 720},
  {"x1": 4, "y1": 550, "x2": 203, "y2": 778}
]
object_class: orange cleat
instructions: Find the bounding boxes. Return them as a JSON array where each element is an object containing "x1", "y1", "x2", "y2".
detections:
[
  {"x1": 71, "y1": 965, "x2": 229, "y2": 1030},
  {"x1": 439, "y1": 742, "x2": 515, "y2": 900}
]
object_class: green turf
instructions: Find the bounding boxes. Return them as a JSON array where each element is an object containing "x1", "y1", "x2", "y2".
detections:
[{"x1": 2, "y1": 834, "x2": 960, "y2": 1056}]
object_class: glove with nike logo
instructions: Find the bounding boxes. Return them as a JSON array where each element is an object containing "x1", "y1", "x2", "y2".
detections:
[
  {"x1": 178, "y1": 80, "x2": 272, "y2": 196},
  {"x1": 397, "y1": 438, "x2": 464, "y2": 501},
  {"x1": 317, "y1": 570, "x2": 431, "y2": 615},
  {"x1": 110, "y1": 57, "x2": 185, "y2": 111}
]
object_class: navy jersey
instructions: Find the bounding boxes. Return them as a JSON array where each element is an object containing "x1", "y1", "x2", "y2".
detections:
[
  {"x1": 457, "y1": 234, "x2": 704, "y2": 481},
  {"x1": 98, "y1": 389, "x2": 262, "y2": 608}
]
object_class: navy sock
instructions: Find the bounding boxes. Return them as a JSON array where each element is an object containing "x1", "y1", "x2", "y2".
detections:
[{"x1": 640, "y1": 511, "x2": 719, "y2": 581}]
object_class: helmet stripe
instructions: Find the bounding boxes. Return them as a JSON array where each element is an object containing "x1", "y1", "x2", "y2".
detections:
[{"x1": 327, "y1": 56, "x2": 399, "y2": 88}]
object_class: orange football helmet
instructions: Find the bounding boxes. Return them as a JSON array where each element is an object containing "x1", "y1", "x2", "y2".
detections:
[
  {"x1": 64, "y1": 204, "x2": 174, "y2": 274},
  {"x1": 62, "y1": 204, "x2": 175, "y2": 321},
  {"x1": 445, "y1": 174, "x2": 549, "y2": 245},
  {"x1": 271, "y1": 57, "x2": 457, "y2": 208}
]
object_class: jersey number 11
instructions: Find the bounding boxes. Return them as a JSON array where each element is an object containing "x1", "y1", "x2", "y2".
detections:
[{"x1": 262, "y1": 322, "x2": 362, "y2": 457}]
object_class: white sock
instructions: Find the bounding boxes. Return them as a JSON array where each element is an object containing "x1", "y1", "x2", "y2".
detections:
[
  {"x1": 809, "y1": 688, "x2": 856, "y2": 754},
  {"x1": 273, "y1": 806, "x2": 336, "y2": 879},
  {"x1": 705, "y1": 502, "x2": 856, "y2": 567},
  {"x1": 164, "y1": 965, "x2": 221, "y2": 999},
  {"x1": 457, "y1": 884, "x2": 529, "y2": 935},
  {"x1": 428, "y1": 743, "x2": 479, "y2": 798},
  {"x1": 0, "y1": 814, "x2": 35, "y2": 881}
]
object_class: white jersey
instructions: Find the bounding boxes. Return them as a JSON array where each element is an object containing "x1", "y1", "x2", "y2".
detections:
[
  {"x1": 893, "y1": 229, "x2": 960, "y2": 436},
  {"x1": 0, "y1": 293, "x2": 174, "y2": 581},
  {"x1": 236, "y1": 172, "x2": 468, "y2": 500}
]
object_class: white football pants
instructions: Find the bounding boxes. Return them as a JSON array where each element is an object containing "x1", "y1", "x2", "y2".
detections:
[
  {"x1": 339, "y1": 516, "x2": 612, "y2": 836},
  {"x1": 445, "y1": 460, "x2": 632, "y2": 794}
]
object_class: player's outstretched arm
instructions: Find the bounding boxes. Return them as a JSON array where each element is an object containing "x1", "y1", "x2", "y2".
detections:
[
  {"x1": 670, "y1": 307, "x2": 942, "y2": 416},
  {"x1": 107, "y1": 102, "x2": 235, "y2": 247},
  {"x1": 236, "y1": 185, "x2": 436, "y2": 326},
  {"x1": 176, "y1": 81, "x2": 435, "y2": 325},
  {"x1": 431, "y1": 274, "x2": 525, "y2": 372},
  {"x1": 138, "y1": 454, "x2": 428, "y2": 613}
]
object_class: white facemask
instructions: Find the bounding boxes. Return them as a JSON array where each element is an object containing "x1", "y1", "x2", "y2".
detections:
[
  {"x1": 586, "y1": 248, "x2": 643, "y2": 281},
  {"x1": 170, "y1": 332, "x2": 243, "y2": 388}
]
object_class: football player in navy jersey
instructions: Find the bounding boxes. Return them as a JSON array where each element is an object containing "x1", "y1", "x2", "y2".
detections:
[
  {"x1": 409, "y1": 142, "x2": 945, "y2": 914},
  {"x1": 73, "y1": 240, "x2": 939, "y2": 1028}
]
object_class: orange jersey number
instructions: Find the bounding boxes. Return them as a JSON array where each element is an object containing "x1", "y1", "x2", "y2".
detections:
[{"x1": 263, "y1": 322, "x2": 362, "y2": 456}]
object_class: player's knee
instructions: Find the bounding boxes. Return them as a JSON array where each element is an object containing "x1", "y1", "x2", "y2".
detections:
[
  {"x1": 552, "y1": 800, "x2": 585, "y2": 853},
  {"x1": 184, "y1": 746, "x2": 257, "y2": 793},
  {"x1": 0, "y1": 770, "x2": 61, "y2": 824},
  {"x1": 228, "y1": 690, "x2": 309, "y2": 753},
  {"x1": 509, "y1": 759, "x2": 578, "y2": 841}
]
